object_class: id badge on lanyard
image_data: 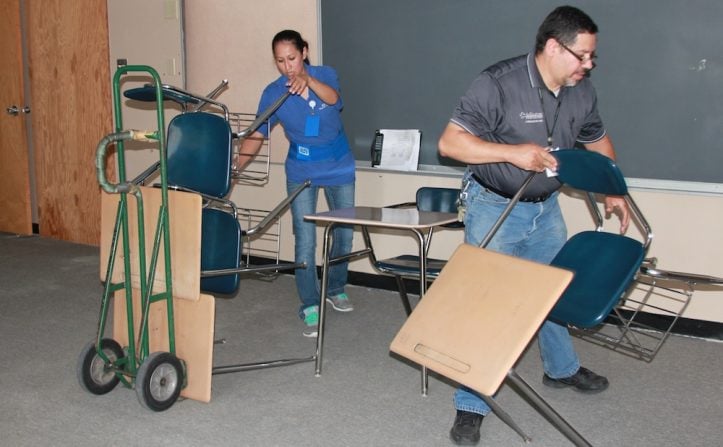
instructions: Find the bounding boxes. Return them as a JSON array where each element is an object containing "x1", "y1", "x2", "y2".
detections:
[{"x1": 304, "y1": 99, "x2": 320, "y2": 137}]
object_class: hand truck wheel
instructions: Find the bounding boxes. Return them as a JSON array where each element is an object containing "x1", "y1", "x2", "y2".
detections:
[
  {"x1": 135, "y1": 351, "x2": 184, "y2": 411},
  {"x1": 76, "y1": 338, "x2": 125, "y2": 395}
]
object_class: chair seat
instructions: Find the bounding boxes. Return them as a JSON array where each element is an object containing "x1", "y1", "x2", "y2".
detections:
[
  {"x1": 200, "y1": 208, "x2": 241, "y2": 295},
  {"x1": 549, "y1": 231, "x2": 645, "y2": 328},
  {"x1": 375, "y1": 254, "x2": 448, "y2": 278},
  {"x1": 123, "y1": 85, "x2": 201, "y2": 106}
]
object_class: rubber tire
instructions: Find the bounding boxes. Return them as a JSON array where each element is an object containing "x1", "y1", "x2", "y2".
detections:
[
  {"x1": 135, "y1": 351, "x2": 184, "y2": 412},
  {"x1": 76, "y1": 338, "x2": 124, "y2": 395}
]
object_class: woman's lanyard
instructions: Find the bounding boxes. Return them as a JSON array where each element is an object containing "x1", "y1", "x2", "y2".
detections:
[
  {"x1": 305, "y1": 98, "x2": 320, "y2": 137},
  {"x1": 537, "y1": 88, "x2": 562, "y2": 148}
]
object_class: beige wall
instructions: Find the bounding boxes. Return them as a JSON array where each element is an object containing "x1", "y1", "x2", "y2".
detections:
[
  {"x1": 107, "y1": 0, "x2": 185, "y2": 180},
  {"x1": 116, "y1": 0, "x2": 723, "y2": 324}
]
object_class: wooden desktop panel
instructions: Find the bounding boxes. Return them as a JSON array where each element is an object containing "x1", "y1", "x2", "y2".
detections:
[{"x1": 390, "y1": 243, "x2": 573, "y2": 396}]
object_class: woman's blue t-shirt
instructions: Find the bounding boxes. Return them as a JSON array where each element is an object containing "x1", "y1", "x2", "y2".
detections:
[{"x1": 256, "y1": 65, "x2": 355, "y2": 186}]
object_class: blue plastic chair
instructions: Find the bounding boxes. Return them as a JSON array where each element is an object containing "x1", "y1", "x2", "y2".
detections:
[
  {"x1": 484, "y1": 149, "x2": 723, "y2": 364},
  {"x1": 546, "y1": 149, "x2": 652, "y2": 328},
  {"x1": 479, "y1": 149, "x2": 652, "y2": 330}
]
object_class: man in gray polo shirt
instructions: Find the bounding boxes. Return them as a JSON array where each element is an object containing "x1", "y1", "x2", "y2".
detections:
[{"x1": 438, "y1": 6, "x2": 630, "y2": 445}]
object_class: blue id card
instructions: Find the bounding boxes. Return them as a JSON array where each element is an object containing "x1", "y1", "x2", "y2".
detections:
[{"x1": 304, "y1": 115, "x2": 320, "y2": 137}]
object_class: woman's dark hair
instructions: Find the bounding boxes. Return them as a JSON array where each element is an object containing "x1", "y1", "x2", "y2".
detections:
[
  {"x1": 272, "y1": 29, "x2": 310, "y2": 64},
  {"x1": 535, "y1": 6, "x2": 598, "y2": 53}
]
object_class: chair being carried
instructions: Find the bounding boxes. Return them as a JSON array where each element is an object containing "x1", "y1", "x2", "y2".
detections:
[
  {"x1": 391, "y1": 148, "x2": 722, "y2": 445},
  {"x1": 547, "y1": 149, "x2": 721, "y2": 361}
]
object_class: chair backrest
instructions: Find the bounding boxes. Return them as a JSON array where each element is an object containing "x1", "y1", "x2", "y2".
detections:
[
  {"x1": 416, "y1": 187, "x2": 463, "y2": 228},
  {"x1": 553, "y1": 149, "x2": 628, "y2": 196},
  {"x1": 166, "y1": 112, "x2": 233, "y2": 198}
]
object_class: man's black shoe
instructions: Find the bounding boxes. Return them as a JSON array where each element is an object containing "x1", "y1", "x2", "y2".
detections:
[
  {"x1": 542, "y1": 366, "x2": 609, "y2": 394},
  {"x1": 450, "y1": 410, "x2": 484, "y2": 445}
]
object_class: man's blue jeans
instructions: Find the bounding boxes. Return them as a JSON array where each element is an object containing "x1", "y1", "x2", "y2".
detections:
[
  {"x1": 453, "y1": 171, "x2": 580, "y2": 415},
  {"x1": 287, "y1": 180, "x2": 355, "y2": 318}
]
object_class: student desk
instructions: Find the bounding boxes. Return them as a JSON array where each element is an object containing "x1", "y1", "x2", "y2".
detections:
[{"x1": 305, "y1": 206, "x2": 458, "y2": 391}]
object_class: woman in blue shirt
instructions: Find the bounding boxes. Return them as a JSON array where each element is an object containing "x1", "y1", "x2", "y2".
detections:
[{"x1": 236, "y1": 30, "x2": 355, "y2": 337}]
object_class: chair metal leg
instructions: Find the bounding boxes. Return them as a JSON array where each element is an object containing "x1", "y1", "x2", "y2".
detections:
[
  {"x1": 507, "y1": 369, "x2": 592, "y2": 447},
  {"x1": 394, "y1": 275, "x2": 413, "y2": 316}
]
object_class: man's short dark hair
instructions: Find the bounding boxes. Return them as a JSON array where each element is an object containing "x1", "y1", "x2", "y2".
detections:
[{"x1": 535, "y1": 6, "x2": 598, "y2": 54}]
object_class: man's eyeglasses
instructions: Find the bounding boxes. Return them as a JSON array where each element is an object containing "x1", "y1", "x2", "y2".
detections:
[{"x1": 557, "y1": 40, "x2": 597, "y2": 68}]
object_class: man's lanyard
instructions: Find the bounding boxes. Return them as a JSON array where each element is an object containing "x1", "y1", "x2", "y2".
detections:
[{"x1": 537, "y1": 88, "x2": 562, "y2": 147}]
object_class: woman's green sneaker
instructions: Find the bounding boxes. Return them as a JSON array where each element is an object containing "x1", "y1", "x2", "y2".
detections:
[
  {"x1": 326, "y1": 293, "x2": 354, "y2": 312},
  {"x1": 302, "y1": 305, "x2": 319, "y2": 337}
]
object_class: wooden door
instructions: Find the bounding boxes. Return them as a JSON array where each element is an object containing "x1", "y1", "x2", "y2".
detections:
[
  {"x1": 26, "y1": 0, "x2": 113, "y2": 245},
  {"x1": 0, "y1": 0, "x2": 32, "y2": 235}
]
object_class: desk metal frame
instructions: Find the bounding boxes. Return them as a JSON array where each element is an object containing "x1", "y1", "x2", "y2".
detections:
[{"x1": 305, "y1": 207, "x2": 458, "y2": 393}]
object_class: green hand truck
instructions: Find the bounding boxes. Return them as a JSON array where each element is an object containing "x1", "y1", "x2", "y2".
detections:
[{"x1": 76, "y1": 65, "x2": 184, "y2": 411}]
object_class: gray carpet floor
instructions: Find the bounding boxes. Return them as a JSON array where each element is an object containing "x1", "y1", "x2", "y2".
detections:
[{"x1": 1, "y1": 233, "x2": 721, "y2": 446}]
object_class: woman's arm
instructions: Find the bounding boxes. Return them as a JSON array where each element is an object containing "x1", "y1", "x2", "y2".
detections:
[
  {"x1": 233, "y1": 131, "x2": 265, "y2": 171},
  {"x1": 287, "y1": 71, "x2": 339, "y2": 105}
]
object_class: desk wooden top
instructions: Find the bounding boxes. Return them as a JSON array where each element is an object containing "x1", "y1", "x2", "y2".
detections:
[
  {"x1": 305, "y1": 206, "x2": 459, "y2": 230},
  {"x1": 390, "y1": 244, "x2": 574, "y2": 396}
]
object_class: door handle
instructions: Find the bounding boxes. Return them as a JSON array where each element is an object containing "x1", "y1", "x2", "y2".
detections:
[{"x1": 6, "y1": 105, "x2": 30, "y2": 116}]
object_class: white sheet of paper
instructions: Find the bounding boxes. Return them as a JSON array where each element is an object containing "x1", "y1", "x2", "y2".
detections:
[
  {"x1": 377, "y1": 129, "x2": 421, "y2": 171},
  {"x1": 381, "y1": 207, "x2": 420, "y2": 225}
]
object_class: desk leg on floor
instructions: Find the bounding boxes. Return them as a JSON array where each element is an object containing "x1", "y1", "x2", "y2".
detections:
[
  {"x1": 314, "y1": 223, "x2": 334, "y2": 377},
  {"x1": 413, "y1": 228, "x2": 431, "y2": 397},
  {"x1": 507, "y1": 369, "x2": 592, "y2": 447},
  {"x1": 480, "y1": 394, "x2": 532, "y2": 443}
]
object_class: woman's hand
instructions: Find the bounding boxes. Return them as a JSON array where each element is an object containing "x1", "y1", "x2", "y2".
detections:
[
  {"x1": 288, "y1": 71, "x2": 340, "y2": 105},
  {"x1": 286, "y1": 71, "x2": 309, "y2": 95}
]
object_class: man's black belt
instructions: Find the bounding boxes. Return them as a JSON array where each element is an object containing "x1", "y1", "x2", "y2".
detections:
[{"x1": 471, "y1": 172, "x2": 551, "y2": 203}]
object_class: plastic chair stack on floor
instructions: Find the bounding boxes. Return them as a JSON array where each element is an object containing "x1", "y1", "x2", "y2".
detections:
[
  {"x1": 81, "y1": 66, "x2": 313, "y2": 412},
  {"x1": 124, "y1": 82, "x2": 319, "y2": 379},
  {"x1": 163, "y1": 110, "x2": 308, "y2": 295},
  {"x1": 124, "y1": 84, "x2": 304, "y2": 296}
]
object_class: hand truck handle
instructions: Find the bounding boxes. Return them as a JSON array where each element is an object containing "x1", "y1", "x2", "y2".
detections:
[{"x1": 95, "y1": 130, "x2": 158, "y2": 194}]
